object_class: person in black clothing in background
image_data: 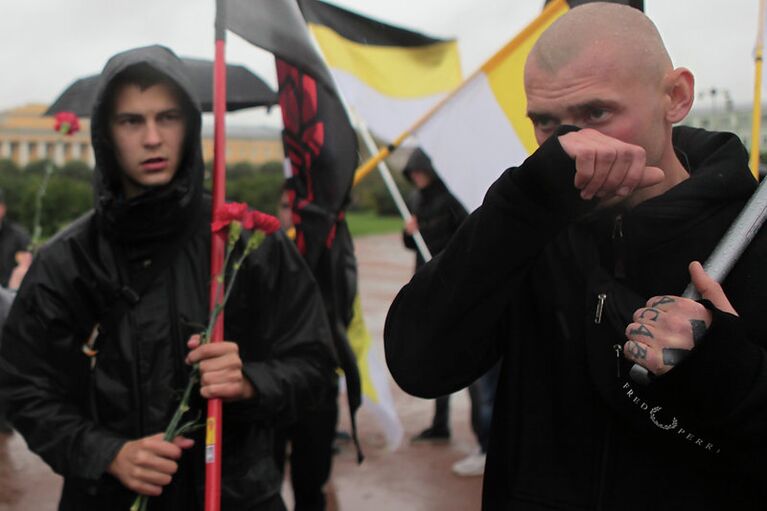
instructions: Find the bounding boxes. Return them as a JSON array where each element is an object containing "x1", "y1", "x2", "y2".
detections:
[
  {"x1": 0, "y1": 190, "x2": 31, "y2": 433},
  {"x1": 402, "y1": 148, "x2": 499, "y2": 477},
  {"x1": 0, "y1": 189, "x2": 30, "y2": 289},
  {"x1": 402, "y1": 148, "x2": 468, "y2": 270},
  {"x1": 0, "y1": 250, "x2": 30, "y2": 434},
  {"x1": 0, "y1": 45, "x2": 333, "y2": 511},
  {"x1": 273, "y1": 180, "x2": 348, "y2": 510},
  {"x1": 386, "y1": 3, "x2": 767, "y2": 509}
]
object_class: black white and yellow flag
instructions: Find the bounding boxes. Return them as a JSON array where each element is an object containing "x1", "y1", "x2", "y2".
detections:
[
  {"x1": 299, "y1": 0, "x2": 462, "y2": 142},
  {"x1": 347, "y1": 0, "x2": 643, "y2": 212}
]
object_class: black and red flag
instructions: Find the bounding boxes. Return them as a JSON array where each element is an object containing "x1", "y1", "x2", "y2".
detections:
[{"x1": 220, "y1": 0, "x2": 363, "y2": 460}]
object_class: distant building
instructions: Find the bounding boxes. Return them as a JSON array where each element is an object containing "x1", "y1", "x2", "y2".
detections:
[
  {"x1": 0, "y1": 103, "x2": 93, "y2": 167},
  {"x1": 200, "y1": 123, "x2": 283, "y2": 165},
  {"x1": 682, "y1": 103, "x2": 767, "y2": 151},
  {"x1": 0, "y1": 103, "x2": 284, "y2": 169}
]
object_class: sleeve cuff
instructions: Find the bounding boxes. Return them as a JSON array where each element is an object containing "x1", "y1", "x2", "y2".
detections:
[
  {"x1": 505, "y1": 125, "x2": 596, "y2": 219},
  {"x1": 652, "y1": 305, "x2": 764, "y2": 421}
]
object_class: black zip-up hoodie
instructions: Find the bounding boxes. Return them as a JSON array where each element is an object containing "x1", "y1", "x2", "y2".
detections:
[
  {"x1": 401, "y1": 148, "x2": 468, "y2": 267},
  {"x1": 0, "y1": 45, "x2": 333, "y2": 511},
  {"x1": 386, "y1": 126, "x2": 767, "y2": 510}
]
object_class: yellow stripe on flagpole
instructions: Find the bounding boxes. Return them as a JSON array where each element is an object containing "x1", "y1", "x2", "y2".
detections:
[
  {"x1": 750, "y1": 0, "x2": 766, "y2": 180},
  {"x1": 482, "y1": 0, "x2": 568, "y2": 74},
  {"x1": 485, "y1": 0, "x2": 568, "y2": 155}
]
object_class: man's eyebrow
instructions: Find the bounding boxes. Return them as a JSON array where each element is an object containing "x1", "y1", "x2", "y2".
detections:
[
  {"x1": 567, "y1": 99, "x2": 618, "y2": 114},
  {"x1": 527, "y1": 111, "x2": 558, "y2": 124},
  {"x1": 158, "y1": 107, "x2": 183, "y2": 116},
  {"x1": 113, "y1": 108, "x2": 182, "y2": 120},
  {"x1": 113, "y1": 112, "x2": 143, "y2": 121}
]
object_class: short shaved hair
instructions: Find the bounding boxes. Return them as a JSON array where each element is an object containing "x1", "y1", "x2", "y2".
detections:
[{"x1": 527, "y1": 2, "x2": 672, "y2": 83}]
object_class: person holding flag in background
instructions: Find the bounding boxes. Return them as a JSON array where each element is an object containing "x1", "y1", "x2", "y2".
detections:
[
  {"x1": 401, "y1": 148, "x2": 500, "y2": 477},
  {"x1": 386, "y1": 3, "x2": 767, "y2": 510},
  {"x1": 0, "y1": 45, "x2": 334, "y2": 510}
]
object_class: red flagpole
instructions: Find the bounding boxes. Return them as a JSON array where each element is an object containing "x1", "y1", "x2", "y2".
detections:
[{"x1": 206, "y1": 1, "x2": 226, "y2": 509}]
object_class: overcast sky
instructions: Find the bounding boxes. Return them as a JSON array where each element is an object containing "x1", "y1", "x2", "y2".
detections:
[{"x1": 0, "y1": 0, "x2": 761, "y2": 126}]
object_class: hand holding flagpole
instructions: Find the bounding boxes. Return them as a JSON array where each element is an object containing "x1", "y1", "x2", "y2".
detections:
[{"x1": 629, "y1": 175, "x2": 767, "y2": 384}]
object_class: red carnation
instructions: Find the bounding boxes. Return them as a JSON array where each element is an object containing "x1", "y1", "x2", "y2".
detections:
[
  {"x1": 53, "y1": 111, "x2": 80, "y2": 136},
  {"x1": 211, "y1": 202, "x2": 249, "y2": 232},
  {"x1": 212, "y1": 202, "x2": 280, "y2": 235},
  {"x1": 243, "y1": 210, "x2": 280, "y2": 234}
]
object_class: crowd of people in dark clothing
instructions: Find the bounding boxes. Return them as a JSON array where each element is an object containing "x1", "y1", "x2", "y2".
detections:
[{"x1": 0, "y1": 3, "x2": 765, "y2": 511}]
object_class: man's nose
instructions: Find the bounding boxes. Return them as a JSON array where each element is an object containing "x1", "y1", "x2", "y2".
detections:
[{"x1": 143, "y1": 120, "x2": 162, "y2": 147}]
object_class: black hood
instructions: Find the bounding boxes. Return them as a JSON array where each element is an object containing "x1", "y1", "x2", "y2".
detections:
[
  {"x1": 90, "y1": 45, "x2": 204, "y2": 243},
  {"x1": 402, "y1": 147, "x2": 439, "y2": 184}
]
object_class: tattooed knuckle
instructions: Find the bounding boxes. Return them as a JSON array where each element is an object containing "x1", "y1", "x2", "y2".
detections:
[{"x1": 650, "y1": 295, "x2": 676, "y2": 309}]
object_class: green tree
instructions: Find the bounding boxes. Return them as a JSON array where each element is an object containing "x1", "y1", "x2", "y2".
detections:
[
  {"x1": 350, "y1": 166, "x2": 412, "y2": 216},
  {"x1": 227, "y1": 161, "x2": 259, "y2": 179},
  {"x1": 23, "y1": 159, "x2": 54, "y2": 176},
  {"x1": 60, "y1": 160, "x2": 93, "y2": 182},
  {"x1": 0, "y1": 160, "x2": 93, "y2": 240},
  {"x1": 0, "y1": 159, "x2": 28, "y2": 224},
  {"x1": 226, "y1": 172, "x2": 283, "y2": 214}
]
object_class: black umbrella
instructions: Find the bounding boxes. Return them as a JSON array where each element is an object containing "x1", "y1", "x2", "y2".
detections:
[{"x1": 45, "y1": 56, "x2": 277, "y2": 116}]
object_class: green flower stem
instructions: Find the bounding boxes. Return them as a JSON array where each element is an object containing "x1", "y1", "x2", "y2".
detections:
[
  {"x1": 201, "y1": 230, "x2": 263, "y2": 345},
  {"x1": 29, "y1": 161, "x2": 54, "y2": 253},
  {"x1": 129, "y1": 224, "x2": 265, "y2": 511}
]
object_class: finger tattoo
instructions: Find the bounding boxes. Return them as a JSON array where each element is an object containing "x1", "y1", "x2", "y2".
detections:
[
  {"x1": 650, "y1": 296, "x2": 676, "y2": 308},
  {"x1": 690, "y1": 319, "x2": 707, "y2": 345},
  {"x1": 638, "y1": 308, "x2": 660, "y2": 321},
  {"x1": 629, "y1": 324, "x2": 654, "y2": 339},
  {"x1": 662, "y1": 348, "x2": 689, "y2": 366},
  {"x1": 626, "y1": 341, "x2": 647, "y2": 360}
]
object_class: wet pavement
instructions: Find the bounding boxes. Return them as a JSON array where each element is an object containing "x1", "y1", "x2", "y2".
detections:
[{"x1": 0, "y1": 233, "x2": 483, "y2": 510}]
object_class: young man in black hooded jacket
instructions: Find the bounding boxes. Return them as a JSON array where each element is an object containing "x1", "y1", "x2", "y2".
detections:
[
  {"x1": 0, "y1": 45, "x2": 334, "y2": 511},
  {"x1": 386, "y1": 4, "x2": 767, "y2": 510}
]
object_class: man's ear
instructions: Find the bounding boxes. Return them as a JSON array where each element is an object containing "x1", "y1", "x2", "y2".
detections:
[{"x1": 664, "y1": 67, "x2": 695, "y2": 124}]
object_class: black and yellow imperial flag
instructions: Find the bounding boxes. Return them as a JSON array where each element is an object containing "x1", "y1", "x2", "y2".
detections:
[
  {"x1": 340, "y1": 0, "x2": 644, "y2": 212},
  {"x1": 221, "y1": 0, "x2": 363, "y2": 461},
  {"x1": 298, "y1": 0, "x2": 462, "y2": 143}
]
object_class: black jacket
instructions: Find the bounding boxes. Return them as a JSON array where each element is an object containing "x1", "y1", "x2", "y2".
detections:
[
  {"x1": 402, "y1": 149, "x2": 468, "y2": 267},
  {"x1": 0, "y1": 219, "x2": 29, "y2": 287},
  {"x1": 385, "y1": 126, "x2": 767, "y2": 510},
  {"x1": 0, "y1": 46, "x2": 334, "y2": 511}
]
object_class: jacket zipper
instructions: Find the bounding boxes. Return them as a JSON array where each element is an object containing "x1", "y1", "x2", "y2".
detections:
[
  {"x1": 596, "y1": 418, "x2": 613, "y2": 511},
  {"x1": 610, "y1": 213, "x2": 627, "y2": 381},
  {"x1": 611, "y1": 214, "x2": 626, "y2": 279},
  {"x1": 596, "y1": 215, "x2": 628, "y2": 509},
  {"x1": 594, "y1": 293, "x2": 607, "y2": 324},
  {"x1": 114, "y1": 248, "x2": 145, "y2": 437},
  {"x1": 128, "y1": 310, "x2": 145, "y2": 436},
  {"x1": 613, "y1": 344, "x2": 623, "y2": 379},
  {"x1": 168, "y1": 270, "x2": 186, "y2": 391}
]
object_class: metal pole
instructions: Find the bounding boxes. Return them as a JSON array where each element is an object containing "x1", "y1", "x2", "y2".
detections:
[
  {"x1": 630, "y1": 175, "x2": 767, "y2": 385},
  {"x1": 355, "y1": 116, "x2": 432, "y2": 262},
  {"x1": 749, "y1": 0, "x2": 766, "y2": 179}
]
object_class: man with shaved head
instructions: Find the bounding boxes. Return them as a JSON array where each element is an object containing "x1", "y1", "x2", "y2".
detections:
[{"x1": 385, "y1": 3, "x2": 767, "y2": 509}]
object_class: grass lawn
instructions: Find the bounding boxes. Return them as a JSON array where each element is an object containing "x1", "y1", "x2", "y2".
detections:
[{"x1": 346, "y1": 212, "x2": 403, "y2": 238}]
